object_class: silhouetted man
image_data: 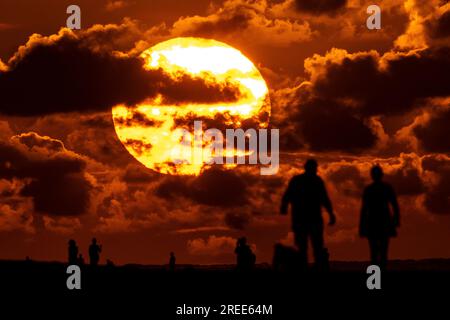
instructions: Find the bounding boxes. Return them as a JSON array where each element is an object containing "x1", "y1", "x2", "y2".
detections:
[
  {"x1": 89, "y1": 238, "x2": 102, "y2": 266},
  {"x1": 360, "y1": 165, "x2": 400, "y2": 269},
  {"x1": 169, "y1": 252, "x2": 176, "y2": 271},
  {"x1": 68, "y1": 239, "x2": 78, "y2": 265},
  {"x1": 235, "y1": 237, "x2": 256, "y2": 271},
  {"x1": 281, "y1": 159, "x2": 336, "y2": 269}
]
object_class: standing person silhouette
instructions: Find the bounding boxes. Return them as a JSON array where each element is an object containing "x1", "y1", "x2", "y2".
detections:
[
  {"x1": 169, "y1": 252, "x2": 176, "y2": 271},
  {"x1": 360, "y1": 165, "x2": 400, "y2": 270},
  {"x1": 68, "y1": 239, "x2": 78, "y2": 265},
  {"x1": 89, "y1": 238, "x2": 102, "y2": 266},
  {"x1": 235, "y1": 237, "x2": 256, "y2": 271},
  {"x1": 280, "y1": 159, "x2": 336, "y2": 269}
]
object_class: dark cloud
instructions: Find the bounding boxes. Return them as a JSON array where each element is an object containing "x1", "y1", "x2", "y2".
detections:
[
  {"x1": 176, "y1": 11, "x2": 251, "y2": 37},
  {"x1": 386, "y1": 167, "x2": 426, "y2": 196},
  {"x1": 122, "y1": 164, "x2": 157, "y2": 184},
  {"x1": 0, "y1": 29, "x2": 243, "y2": 117},
  {"x1": 327, "y1": 164, "x2": 365, "y2": 197},
  {"x1": 156, "y1": 168, "x2": 248, "y2": 207},
  {"x1": 172, "y1": 111, "x2": 266, "y2": 132},
  {"x1": 414, "y1": 108, "x2": 450, "y2": 154},
  {"x1": 114, "y1": 110, "x2": 163, "y2": 127},
  {"x1": 277, "y1": 46, "x2": 450, "y2": 152},
  {"x1": 0, "y1": 132, "x2": 92, "y2": 216},
  {"x1": 422, "y1": 155, "x2": 450, "y2": 214},
  {"x1": 426, "y1": 9, "x2": 450, "y2": 39},
  {"x1": 311, "y1": 47, "x2": 450, "y2": 117},
  {"x1": 294, "y1": 0, "x2": 347, "y2": 15},
  {"x1": 224, "y1": 211, "x2": 251, "y2": 230},
  {"x1": 189, "y1": 168, "x2": 248, "y2": 207},
  {"x1": 296, "y1": 98, "x2": 377, "y2": 152},
  {"x1": 123, "y1": 139, "x2": 153, "y2": 156},
  {"x1": 21, "y1": 172, "x2": 90, "y2": 217},
  {"x1": 81, "y1": 113, "x2": 116, "y2": 129}
]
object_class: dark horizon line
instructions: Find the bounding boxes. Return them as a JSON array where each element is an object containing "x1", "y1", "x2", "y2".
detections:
[{"x1": 3, "y1": 257, "x2": 450, "y2": 266}]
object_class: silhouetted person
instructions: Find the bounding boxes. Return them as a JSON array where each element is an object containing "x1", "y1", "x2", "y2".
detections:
[
  {"x1": 89, "y1": 238, "x2": 102, "y2": 266},
  {"x1": 360, "y1": 165, "x2": 400, "y2": 270},
  {"x1": 281, "y1": 159, "x2": 336, "y2": 269},
  {"x1": 169, "y1": 252, "x2": 176, "y2": 271},
  {"x1": 235, "y1": 237, "x2": 256, "y2": 271},
  {"x1": 68, "y1": 239, "x2": 78, "y2": 265},
  {"x1": 273, "y1": 243, "x2": 302, "y2": 272},
  {"x1": 78, "y1": 254, "x2": 85, "y2": 266}
]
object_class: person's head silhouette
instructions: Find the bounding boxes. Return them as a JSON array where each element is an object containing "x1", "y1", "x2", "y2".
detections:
[
  {"x1": 69, "y1": 239, "x2": 76, "y2": 246},
  {"x1": 370, "y1": 165, "x2": 383, "y2": 182},
  {"x1": 304, "y1": 159, "x2": 318, "y2": 175},
  {"x1": 92, "y1": 238, "x2": 97, "y2": 245},
  {"x1": 238, "y1": 237, "x2": 247, "y2": 246},
  {"x1": 170, "y1": 252, "x2": 175, "y2": 257}
]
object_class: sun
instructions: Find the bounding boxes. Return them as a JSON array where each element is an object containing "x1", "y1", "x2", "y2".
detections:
[{"x1": 112, "y1": 37, "x2": 270, "y2": 175}]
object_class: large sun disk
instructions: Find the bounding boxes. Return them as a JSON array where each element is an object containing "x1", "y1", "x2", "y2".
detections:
[{"x1": 113, "y1": 37, "x2": 270, "y2": 175}]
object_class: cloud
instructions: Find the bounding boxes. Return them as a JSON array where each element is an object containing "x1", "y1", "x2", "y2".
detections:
[
  {"x1": 426, "y1": 8, "x2": 450, "y2": 39},
  {"x1": 327, "y1": 164, "x2": 365, "y2": 198},
  {"x1": 274, "y1": 45, "x2": 450, "y2": 152},
  {"x1": 293, "y1": 0, "x2": 347, "y2": 15},
  {"x1": 0, "y1": 132, "x2": 93, "y2": 216},
  {"x1": 395, "y1": 0, "x2": 450, "y2": 49},
  {"x1": 170, "y1": 0, "x2": 313, "y2": 46},
  {"x1": 224, "y1": 211, "x2": 251, "y2": 230},
  {"x1": 307, "y1": 47, "x2": 450, "y2": 117},
  {"x1": 422, "y1": 154, "x2": 450, "y2": 214},
  {"x1": 413, "y1": 106, "x2": 450, "y2": 154},
  {"x1": 0, "y1": 27, "x2": 243, "y2": 117},
  {"x1": 187, "y1": 235, "x2": 236, "y2": 256},
  {"x1": 156, "y1": 167, "x2": 248, "y2": 207},
  {"x1": 296, "y1": 98, "x2": 378, "y2": 152},
  {"x1": 0, "y1": 181, "x2": 34, "y2": 233}
]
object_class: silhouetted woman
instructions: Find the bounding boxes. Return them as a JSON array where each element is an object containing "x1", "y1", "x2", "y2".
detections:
[{"x1": 360, "y1": 165, "x2": 400, "y2": 269}]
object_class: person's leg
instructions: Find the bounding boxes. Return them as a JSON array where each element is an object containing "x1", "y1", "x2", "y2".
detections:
[
  {"x1": 294, "y1": 230, "x2": 308, "y2": 267},
  {"x1": 379, "y1": 237, "x2": 389, "y2": 270},
  {"x1": 368, "y1": 237, "x2": 379, "y2": 266},
  {"x1": 310, "y1": 223, "x2": 325, "y2": 267}
]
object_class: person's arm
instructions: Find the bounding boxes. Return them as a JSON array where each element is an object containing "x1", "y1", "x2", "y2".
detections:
[
  {"x1": 389, "y1": 186, "x2": 400, "y2": 227},
  {"x1": 320, "y1": 179, "x2": 336, "y2": 225},
  {"x1": 280, "y1": 178, "x2": 294, "y2": 215}
]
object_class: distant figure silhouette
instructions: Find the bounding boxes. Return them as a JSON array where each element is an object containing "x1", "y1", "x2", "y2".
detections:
[
  {"x1": 169, "y1": 252, "x2": 176, "y2": 271},
  {"x1": 272, "y1": 243, "x2": 302, "y2": 272},
  {"x1": 78, "y1": 254, "x2": 85, "y2": 266},
  {"x1": 89, "y1": 238, "x2": 102, "y2": 266},
  {"x1": 106, "y1": 259, "x2": 115, "y2": 267},
  {"x1": 281, "y1": 159, "x2": 336, "y2": 269},
  {"x1": 235, "y1": 237, "x2": 256, "y2": 271},
  {"x1": 68, "y1": 239, "x2": 78, "y2": 265},
  {"x1": 360, "y1": 165, "x2": 400, "y2": 269}
]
